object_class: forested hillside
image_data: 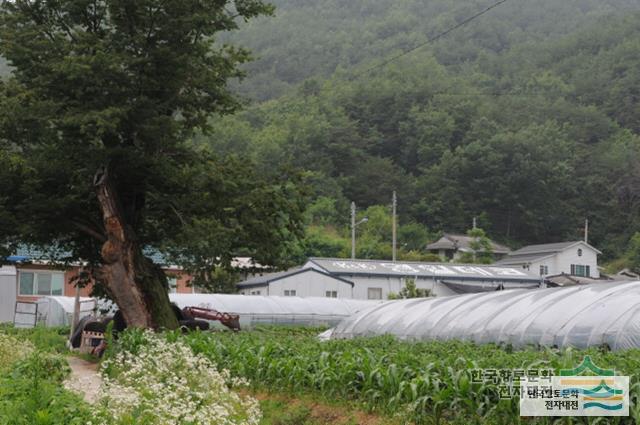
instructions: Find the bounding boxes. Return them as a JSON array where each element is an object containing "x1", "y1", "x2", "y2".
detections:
[
  {"x1": 228, "y1": 0, "x2": 639, "y2": 101},
  {"x1": 210, "y1": 1, "x2": 639, "y2": 263}
]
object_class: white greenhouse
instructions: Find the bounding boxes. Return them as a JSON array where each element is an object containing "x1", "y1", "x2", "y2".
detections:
[
  {"x1": 326, "y1": 281, "x2": 640, "y2": 350},
  {"x1": 13, "y1": 296, "x2": 98, "y2": 328},
  {"x1": 169, "y1": 294, "x2": 381, "y2": 328}
]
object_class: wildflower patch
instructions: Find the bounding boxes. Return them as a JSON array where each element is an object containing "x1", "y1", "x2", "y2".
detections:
[{"x1": 96, "y1": 330, "x2": 261, "y2": 425}]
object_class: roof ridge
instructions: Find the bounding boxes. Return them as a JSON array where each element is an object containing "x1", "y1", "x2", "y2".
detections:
[{"x1": 309, "y1": 257, "x2": 525, "y2": 268}]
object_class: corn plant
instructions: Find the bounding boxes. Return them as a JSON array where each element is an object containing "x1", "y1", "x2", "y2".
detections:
[{"x1": 181, "y1": 328, "x2": 640, "y2": 425}]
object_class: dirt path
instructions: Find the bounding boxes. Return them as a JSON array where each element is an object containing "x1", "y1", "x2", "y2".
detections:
[{"x1": 65, "y1": 356, "x2": 102, "y2": 404}]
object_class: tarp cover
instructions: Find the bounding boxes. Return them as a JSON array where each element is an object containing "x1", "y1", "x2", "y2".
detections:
[
  {"x1": 327, "y1": 281, "x2": 640, "y2": 350},
  {"x1": 169, "y1": 294, "x2": 381, "y2": 327}
]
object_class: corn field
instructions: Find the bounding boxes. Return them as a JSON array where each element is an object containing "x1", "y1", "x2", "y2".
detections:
[{"x1": 179, "y1": 328, "x2": 640, "y2": 425}]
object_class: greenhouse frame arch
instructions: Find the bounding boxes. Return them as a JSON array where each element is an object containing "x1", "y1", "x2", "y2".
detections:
[{"x1": 327, "y1": 281, "x2": 640, "y2": 350}]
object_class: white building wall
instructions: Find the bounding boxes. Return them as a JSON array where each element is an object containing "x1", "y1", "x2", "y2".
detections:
[
  {"x1": 525, "y1": 258, "x2": 551, "y2": 277},
  {"x1": 510, "y1": 243, "x2": 599, "y2": 278},
  {"x1": 555, "y1": 244, "x2": 599, "y2": 278},
  {"x1": 269, "y1": 271, "x2": 352, "y2": 298},
  {"x1": 347, "y1": 275, "x2": 456, "y2": 300},
  {"x1": 0, "y1": 266, "x2": 17, "y2": 323},
  {"x1": 238, "y1": 285, "x2": 268, "y2": 296}
]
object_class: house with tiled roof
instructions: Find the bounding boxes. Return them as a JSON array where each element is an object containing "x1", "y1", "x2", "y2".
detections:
[{"x1": 426, "y1": 233, "x2": 511, "y2": 262}]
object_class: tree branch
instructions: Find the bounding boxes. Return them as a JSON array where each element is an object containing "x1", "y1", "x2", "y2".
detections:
[{"x1": 71, "y1": 220, "x2": 107, "y2": 242}]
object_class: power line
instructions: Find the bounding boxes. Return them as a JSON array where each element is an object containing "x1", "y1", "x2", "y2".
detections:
[
  {"x1": 424, "y1": 91, "x2": 548, "y2": 97},
  {"x1": 353, "y1": 0, "x2": 509, "y2": 78}
]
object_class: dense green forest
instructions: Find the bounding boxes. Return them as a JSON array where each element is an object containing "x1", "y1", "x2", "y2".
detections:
[
  {"x1": 3, "y1": 0, "x2": 637, "y2": 266},
  {"x1": 198, "y1": 0, "x2": 640, "y2": 264}
]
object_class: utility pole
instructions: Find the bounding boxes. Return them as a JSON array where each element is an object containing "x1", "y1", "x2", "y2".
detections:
[
  {"x1": 350, "y1": 202, "x2": 368, "y2": 259},
  {"x1": 472, "y1": 217, "x2": 477, "y2": 262},
  {"x1": 584, "y1": 218, "x2": 589, "y2": 243},
  {"x1": 351, "y1": 201, "x2": 356, "y2": 259},
  {"x1": 392, "y1": 191, "x2": 397, "y2": 262}
]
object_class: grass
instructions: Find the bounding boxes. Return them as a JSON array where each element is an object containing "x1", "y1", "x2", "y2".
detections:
[
  {"x1": 0, "y1": 324, "x2": 69, "y2": 352},
  {"x1": 0, "y1": 327, "x2": 93, "y2": 425}
]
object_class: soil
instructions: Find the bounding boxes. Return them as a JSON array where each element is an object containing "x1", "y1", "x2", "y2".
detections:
[
  {"x1": 65, "y1": 356, "x2": 102, "y2": 404},
  {"x1": 249, "y1": 390, "x2": 399, "y2": 425}
]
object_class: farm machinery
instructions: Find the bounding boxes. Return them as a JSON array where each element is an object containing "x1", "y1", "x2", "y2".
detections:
[{"x1": 69, "y1": 304, "x2": 240, "y2": 356}]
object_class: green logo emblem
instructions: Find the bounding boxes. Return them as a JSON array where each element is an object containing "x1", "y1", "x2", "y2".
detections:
[{"x1": 559, "y1": 356, "x2": 614, "y2": 376}]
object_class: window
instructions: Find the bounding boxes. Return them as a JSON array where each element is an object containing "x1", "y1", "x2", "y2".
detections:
[
  {"x1": 284, "y1": 290, "x2": 296, "y2": 297},
  {"x1": 578, "y1": 248, "x2": 583, "y2": 257},
  {"x1": 250, "y1": 290, "x2": 261, "y2": 295},
  {"x1": 571, "y1": 264, "x2": 590, "y2": 277},
  {"x1": 367, "y1": 288, "x2": 382, "y2": 300},
  {"x1": 167, "y1": 277, "x2": 178, "y2": 293},
  {"x1": 539, "y1": 265, "x2": 548, "y2": 276},
  {"x1": 18, "y1": 271, "x2": 64, "y2": 296},
  {"x1": 325, "y1": 291, "x2": 338, "y2": 298}
]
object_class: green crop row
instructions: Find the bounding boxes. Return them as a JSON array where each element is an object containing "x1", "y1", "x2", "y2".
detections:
[{"x1": 179, "y1": 328, "x2": 640, "y2": 425}]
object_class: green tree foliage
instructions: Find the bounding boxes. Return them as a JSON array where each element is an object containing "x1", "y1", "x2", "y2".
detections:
[
  {"x1": 0, "y1": 56, "x2": 9, "y2": 78},
  {"x1": 199, "y1": 1, "x2": 640, "y2": 262},
  {"x1": 0, "y1": 0, "x2": 305, "y2": 328},
  {"x1": 459, "y1": 228, "x2": 493, "y2": 264},
  {"x1": 387, "y1": 278, "x2": 432, "y2": 299}
]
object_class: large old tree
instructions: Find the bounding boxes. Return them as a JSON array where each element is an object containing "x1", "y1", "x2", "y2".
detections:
[{"x1": 0, "y1": 0, "x2": 305, "y2": 329}]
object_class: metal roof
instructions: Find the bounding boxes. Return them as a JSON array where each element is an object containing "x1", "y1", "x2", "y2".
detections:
[
  {"x1": 494, "y1": 252, "x2": 555, "y2": 265},
  {"x1": 14, "y1": 245, "x2": 72, "y2": 261},
  {"x1": 508, "y1": 241, "x2": 601, "y2": 256},
  {"x1": 545, "y1": 274, "x2": 604, "y2": 287},
  {"x1": 441, "y1": 280, "x2": 541, "y2": 294},
  {"x1": 237, "y1": 267, "x2": 354, "y2": 288},
  {"x1": 426, "y1": 234, "x2": 511, "y2": 254},
  {"x1": 306, "y1": 258, "x2": 538, "y2": 282},
  {"x1": 11, "y1": 244, "x2": 264, "y2": 270}
]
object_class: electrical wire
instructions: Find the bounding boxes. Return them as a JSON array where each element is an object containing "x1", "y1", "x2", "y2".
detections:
[{"x1": 352, "y1": 0, "x2": 509, "y2": 78}]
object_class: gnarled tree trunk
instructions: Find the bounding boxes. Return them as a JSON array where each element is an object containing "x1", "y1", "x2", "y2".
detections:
[{"x1": 94, "y1": 166, "x2": 179, "y2": 330}]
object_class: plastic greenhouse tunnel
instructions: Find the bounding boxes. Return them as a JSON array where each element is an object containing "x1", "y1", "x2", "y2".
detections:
[{"x1": 324, "y1": 280, "x2": 640, "y2": 350}]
